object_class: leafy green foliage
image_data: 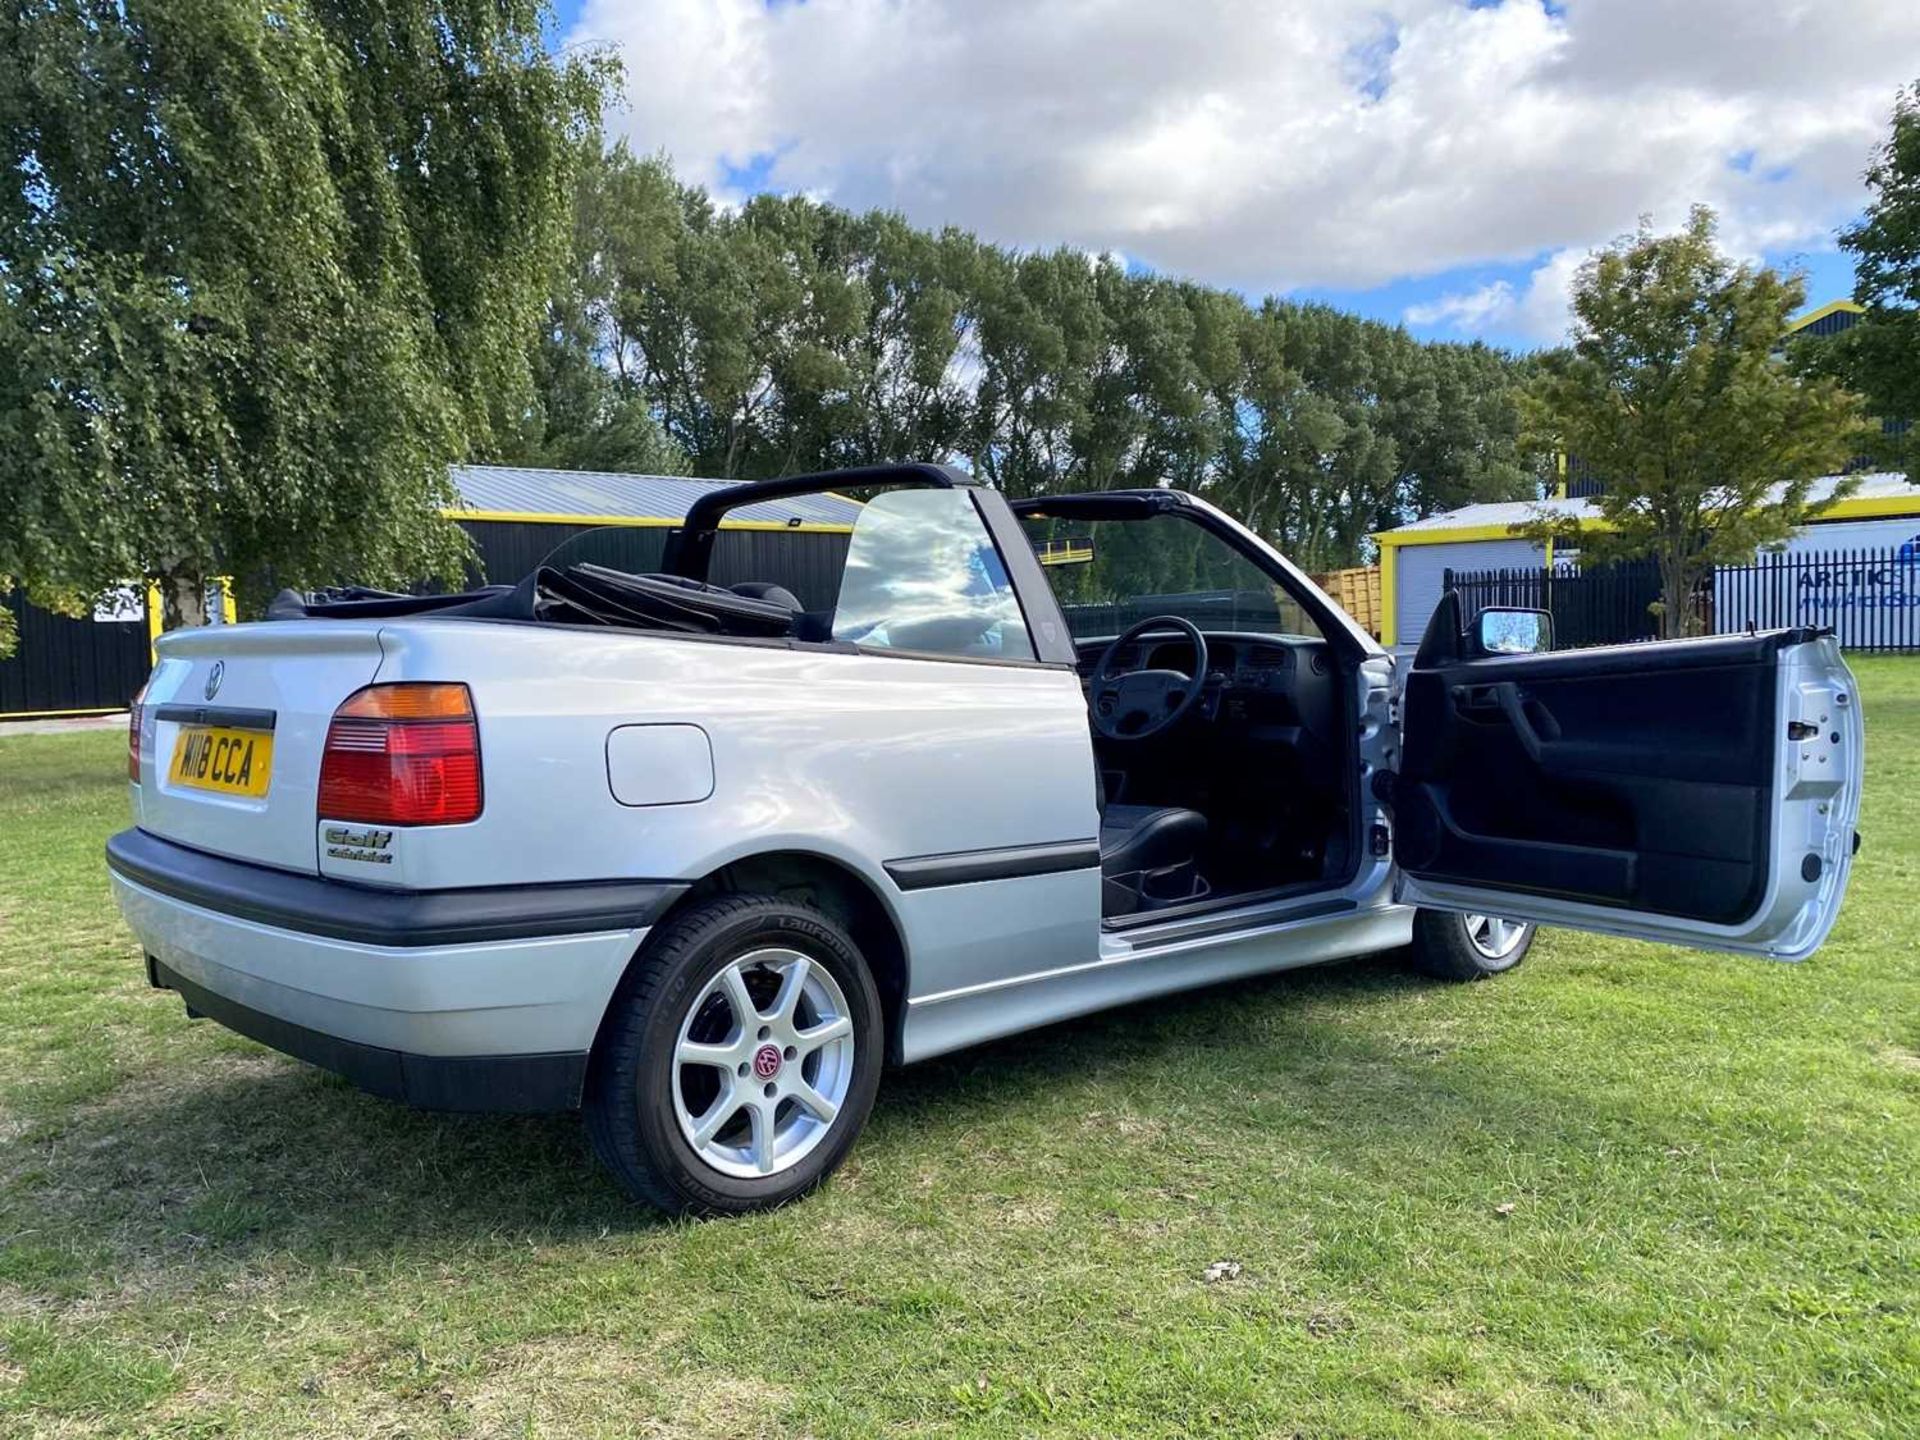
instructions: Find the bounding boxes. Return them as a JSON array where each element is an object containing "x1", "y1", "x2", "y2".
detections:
[
  {"x1": 1214, "y1": 303, "x2": 1536, "y2": 573},
  {"x1": 543, "y1": 149, "x2": 1544, "y2": 575},
  {"x1": 492, "y1": 141, "x2": 688, "y2": 476},
  {"x1": 1794, "y1": 83, "x2": 1920, "y2": 469},
  {"x1": 1523, "y1": 208, "x2": 1870, "y2": 637},
  {"x1": 0, "y1": 1, "x2": 610, "y2": 645}
]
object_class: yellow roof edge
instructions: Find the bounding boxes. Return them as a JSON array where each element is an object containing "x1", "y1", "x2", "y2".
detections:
[
  {"x1": 1785, "y1": 299, "x2": 1864, "y2": 333},
  {"x1": 1816, "y1": 492, "x2": 1920, "y2": 522},
  {"x1": 0, "y1": 706, "x2": 128, "y2": 721},
  {"x1": 444, "y1": 508, "x2": 853, "y2": 535},
  {"x1": 1373, "y1": 522, "x2": 1537, "y2": 547},
  {"x1": 1374, "y1": 488, "x2": 1920, "y2": 547}
]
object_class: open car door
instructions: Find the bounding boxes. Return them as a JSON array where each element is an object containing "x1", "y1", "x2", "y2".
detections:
[{"x1": 1393, "y1": 596, "x2": 1863, "y2": 961}]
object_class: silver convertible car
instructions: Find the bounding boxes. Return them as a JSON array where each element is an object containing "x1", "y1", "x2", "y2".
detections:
[{"x1": 108, "y1": 464, "x2": 1864, "y2": 1213}]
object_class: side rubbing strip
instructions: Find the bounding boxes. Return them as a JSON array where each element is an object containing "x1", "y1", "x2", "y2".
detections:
[{"x1": 884, "y1": 839, "x2": 1101, "y2": 890}]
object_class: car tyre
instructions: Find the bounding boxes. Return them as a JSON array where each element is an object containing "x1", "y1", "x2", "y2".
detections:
[
  {"x1": 585, "y1": 893, "x2": 883, "y2": 1215},
  {"x1": 1406, "y1": 909, "x2": 1536, "y2": 981}
]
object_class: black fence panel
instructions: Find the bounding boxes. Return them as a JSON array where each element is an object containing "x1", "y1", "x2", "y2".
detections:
[
  {"x1": 1445, "y1": 561, "x2": 1664, "y2": 649},
  {"x1": 1057, "y1": 590, "x2": 1299, "y2": 638},
  {"x1": 1447, "y1": 547, "x2": 1920, "y2": 653},
  {"x1": 1, "y1": 590, "x2": 152, "y2": 716}
]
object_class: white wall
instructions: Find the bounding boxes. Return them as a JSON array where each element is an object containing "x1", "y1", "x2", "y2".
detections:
[
  {"x1": 1715, "y1": 514, "x2": 1920, "y2": 645},
  {"x1": 1779, "y1": 516, "x2": 1920, "y2": 556}
]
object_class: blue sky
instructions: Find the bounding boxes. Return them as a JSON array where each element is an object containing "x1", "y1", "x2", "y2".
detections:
[
  {"x1": 549, "y1": 0, "x2": 1905, "y2": 351},
  {"x1": 1295, "y1": 247, "x2": 1862, "y2": 349}
]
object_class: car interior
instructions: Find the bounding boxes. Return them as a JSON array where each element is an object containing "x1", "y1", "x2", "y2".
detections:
[
  {"x1": 1012, "y1": 496, "x2": 1359, "y2": 923},
  {"x1": 1071, "y1": 623, "x2": 1356, "y2": 920},
  {"x1": 474, "y1": 484, "x2": 1366, "y2": 924}
]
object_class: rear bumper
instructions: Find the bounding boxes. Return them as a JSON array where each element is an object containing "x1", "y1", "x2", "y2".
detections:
[
  {"x1": 148, "y1": 954, "x2": 588, "y2": 1111},
  {"x1": 107, "y1": 827, "x2": 684, "y2": 947},
  {"x1": 107, "y1": 829, "x2": 687, "y2": 1112}
]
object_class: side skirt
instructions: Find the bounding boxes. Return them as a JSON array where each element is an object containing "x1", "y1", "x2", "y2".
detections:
[{"x1": 898, "y1": 902, "x2": 1415, "y2": 1064}]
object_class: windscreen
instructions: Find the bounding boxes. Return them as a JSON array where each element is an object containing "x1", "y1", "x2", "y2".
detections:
[{"x1": 1020, "y1": 511, "x2": 1321, "y2": 642}]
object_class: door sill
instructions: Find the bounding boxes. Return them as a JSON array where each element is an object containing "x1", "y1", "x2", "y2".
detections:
[
  {"x1": 1103, "y1": 875, "x2": 1358, "y2": 935},
  {"x1": 1114, "y1": 895, "x2": 1359, "y2": 947}
]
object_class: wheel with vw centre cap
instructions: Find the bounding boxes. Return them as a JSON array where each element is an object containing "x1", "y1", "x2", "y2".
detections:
[{"x1": 585, "y1": 894, "x2": 882, "y2": 1214}]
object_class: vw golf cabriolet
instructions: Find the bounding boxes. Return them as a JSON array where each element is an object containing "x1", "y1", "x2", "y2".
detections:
[{"x1": 108, "y1": 464, "x2": 1863, "y2": 1213}]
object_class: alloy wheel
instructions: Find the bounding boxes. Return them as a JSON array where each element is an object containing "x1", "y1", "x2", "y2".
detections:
[
  {"x1": 669, "y1": 947, "x2": 856, "y2": 1179},
  {"x1": 1461, "y1": 913, "x2": 1529, "y2": 961}
]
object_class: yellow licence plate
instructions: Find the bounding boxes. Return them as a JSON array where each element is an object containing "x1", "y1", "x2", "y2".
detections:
[{"x1": 168, "y1": 726, "x2": 274, "y2": 798}]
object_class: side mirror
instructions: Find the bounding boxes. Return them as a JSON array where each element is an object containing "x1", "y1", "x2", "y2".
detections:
[{"x1": 1469, "y1": 606, "x2": 1552, "y2": 656}]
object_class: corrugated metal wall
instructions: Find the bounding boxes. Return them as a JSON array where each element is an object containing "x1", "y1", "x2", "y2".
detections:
[
  {"x1": 1793, "y1": 309, "x2": 1860, "y2": 339},
  {"x1": 1395, "y1": 538, "x2": 1541, "y2": 647},
  {"x1": 463, "y1": 521, "x2": 853, "y2": 612}
]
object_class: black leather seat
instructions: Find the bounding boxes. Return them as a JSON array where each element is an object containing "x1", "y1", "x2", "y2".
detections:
[{"x1": 1099, "y1": 803, "x2": 1207, "y2": 879}]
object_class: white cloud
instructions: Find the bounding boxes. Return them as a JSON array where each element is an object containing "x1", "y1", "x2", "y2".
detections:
[
  {"x1": 1405, "y1": 280, "x2": 1517, "y2": 333},
  {"x1": 572, "y1": 0, "x2": 1920, "y2": 338},
  {"x1": 1406, "y1": 246, "x2": 1585, "y2": 343}
]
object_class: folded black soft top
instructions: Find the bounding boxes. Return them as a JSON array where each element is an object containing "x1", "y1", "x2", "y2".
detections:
[
  {"x1": 267, "y1": 585, "x2": 514, "y2": 621},
  {"x1": 269, "y1": 565, "x2": 803, "y2": 640}
]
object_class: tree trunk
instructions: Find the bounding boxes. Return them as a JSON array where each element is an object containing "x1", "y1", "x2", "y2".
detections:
[
  {"x1": 1655, "y1": 550, "x2": 1709, "y2": 640},
  {"x1": 160, "y1": 573, "x2": 209, "y2": 631},
  {"x1": 1657, "y1": 550, "x2": 1689, "y2": 641}
]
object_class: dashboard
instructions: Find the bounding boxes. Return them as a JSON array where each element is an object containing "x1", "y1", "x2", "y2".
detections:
[{"x1": 1074, "y1": 630, "x2": 1339, "y2": 739}]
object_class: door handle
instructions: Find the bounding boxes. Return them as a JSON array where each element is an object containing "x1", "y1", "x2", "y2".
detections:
[
  {"x1": 1449, "y1": 684, "x2": 1504, "y2": 714},
  {"x1": 1491, "y1": 682, "x2": 1564, "y2": 768}
]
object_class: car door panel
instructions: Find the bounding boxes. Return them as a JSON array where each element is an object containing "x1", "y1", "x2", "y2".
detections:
[{"x1": 1395, "y1": 628, "x2": 1860, "y2": 959}]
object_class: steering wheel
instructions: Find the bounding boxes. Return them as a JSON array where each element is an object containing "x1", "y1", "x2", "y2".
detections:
[{"x1": 1090, "y1": 616, "x2": 1210, "y2": 741}]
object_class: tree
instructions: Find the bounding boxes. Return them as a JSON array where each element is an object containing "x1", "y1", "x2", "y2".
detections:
[
  {"x1": 1212, "y1": 300, "x2": 1384, "y2": 573},
  {"x1": 1398, "y1": 342, "x2": 1541, "y2": 518},
  {"x1": 828, "y1": 214, "x2": 978, "y2": 470},
  {"x1": 966, "y1": 246, "x2": 1104, "y2": 496},
  {"x1": 1795, "y1": 82, "x2": 1919, "y2": 468},
  {"x1": 1522, "y1": 208, "x2": 1870, "y2": 638},
  {"x1": 498, "y1": 146, "x2": 689, "y2": 476},
  {"x1": 507, "y1": 313, "x2": 691, "y2": 476},
  {"x1": 537, "y1": 150, "x2": 1541, "y2": 563},
  {"x1": 0, "y1": 1, "x2": 609, "y2": 649}
]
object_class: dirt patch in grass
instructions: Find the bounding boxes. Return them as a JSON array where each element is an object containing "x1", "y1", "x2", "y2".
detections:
[{"x1": 463, "y1": 1338, "x2": 796, "y2": 1439}]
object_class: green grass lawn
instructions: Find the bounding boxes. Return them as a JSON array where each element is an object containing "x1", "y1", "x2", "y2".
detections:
[{"x1": 2, "y1": 664, "x2": 1916, "y2": 1438}]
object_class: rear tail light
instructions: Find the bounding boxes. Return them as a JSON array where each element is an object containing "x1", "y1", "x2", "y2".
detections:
[
  {"x1": 128, "y1": 685, "x2": 147, "y2": 781},
  {"x1": 319, "y1": 683, "x2": 482, "y2": 826}
]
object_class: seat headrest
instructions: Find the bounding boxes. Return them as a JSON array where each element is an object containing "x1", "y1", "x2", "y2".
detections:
[{"x1": 728, "y1": 581, "x2": 804, "y2": 613}]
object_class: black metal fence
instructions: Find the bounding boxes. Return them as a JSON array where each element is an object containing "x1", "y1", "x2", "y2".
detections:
[
  {"x1": 1448, "y1": 546, "x2": 1920, "y2": 653},
  {"x1": 1720, "y1": 546, "x2": 1920, "y2": 651},
  {"x1": 1443, "y1": 561, "x2": 1667, "y2": 649},
  {"x1": 1, "y1": 589, "x2": 153, "y2": 717}
]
